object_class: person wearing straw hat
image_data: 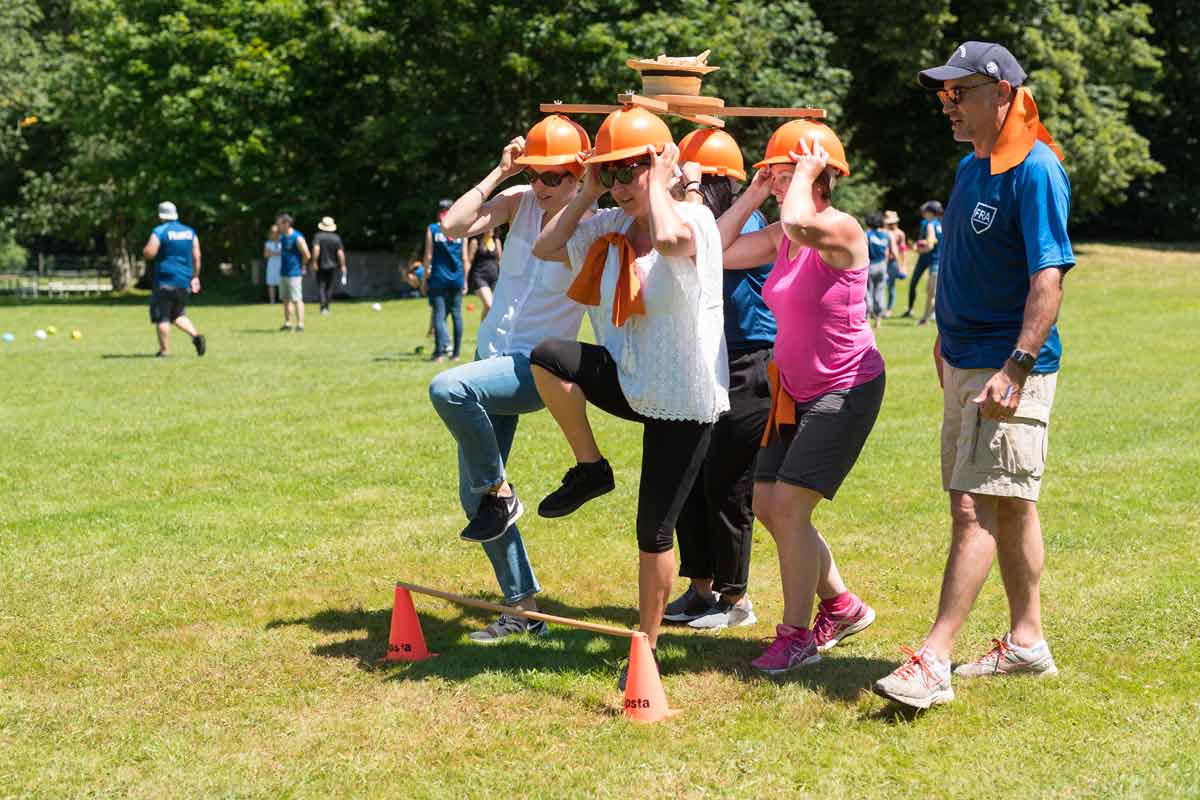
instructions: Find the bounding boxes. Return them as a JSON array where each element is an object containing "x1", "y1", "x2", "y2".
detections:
[
  {"x1": 660, "y1": 127, "x2": 771, "y2": 631},
  {"x1": 530, "y1": 107, "x2": 729, "y2": 684},
  {"x1": 312, "y1": 216, "x2": 346, "y2": 315},
  {"x1": 427, "y1": 115, "x2": 591, "y2": 643},
  {"x1": 715, "y1": 120, "x2": 884, "y2": 674},
  {"x1": 142, "y1": 201, "x2": 206, "y2": 357},
  {"x1": 874, "y1": 41, "x2": 1073, "y2": 710}
]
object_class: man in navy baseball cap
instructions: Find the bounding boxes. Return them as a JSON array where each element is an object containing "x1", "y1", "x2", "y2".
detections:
[{"x1": 918, "y1": 41, "x2": 1027, "y2": 89}]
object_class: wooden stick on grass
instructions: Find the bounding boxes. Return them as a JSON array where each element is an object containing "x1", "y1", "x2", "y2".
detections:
[{"x1": 397, "y1": 581, "x2": 639, "y2": 639}]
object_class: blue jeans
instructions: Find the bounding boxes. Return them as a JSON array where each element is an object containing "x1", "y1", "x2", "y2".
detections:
[
  {"x1": 429, "y1": 353, "x2": 545, "y2": 603},
  {"x1": 428, "y1": 287, "x2": 463, "y2": 357}
]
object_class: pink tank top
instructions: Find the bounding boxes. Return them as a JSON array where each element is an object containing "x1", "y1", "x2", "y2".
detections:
[{"x1": 762, "y1": 238, "x2": 885, "y2": 403}]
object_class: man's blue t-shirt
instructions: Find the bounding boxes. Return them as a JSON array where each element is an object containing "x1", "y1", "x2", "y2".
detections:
[
  {"x1": 723, "y1": 211, "x2": 777, "y2": 353},
  {"x1": 152, "y1": 221, "x2": 196, "y2": 290},
  {"x1": 866, "y1": 228, "x2": 890, "y2": 264},
  {"x1": 937, "y1": 140, "x2": 1074, "y2": 374},
  {"x1": 279, "y1": 229, "x2": 306, "y2": 277},
  {"x1": 428, "y1": 223, "x2": 465, "y2": 290}
]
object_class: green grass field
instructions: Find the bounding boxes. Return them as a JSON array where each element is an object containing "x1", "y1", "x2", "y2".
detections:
[{"x1": 1, "y1": 242, "x2": 1198, "y2": 798}]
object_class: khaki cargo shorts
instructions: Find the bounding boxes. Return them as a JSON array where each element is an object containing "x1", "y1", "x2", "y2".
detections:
[
  {"x1": 940, "y1": 361, "x2": 1057, "y2": 502},
  {"x1": 280, "y1": 276, "x2": 304, "y2": 301}
]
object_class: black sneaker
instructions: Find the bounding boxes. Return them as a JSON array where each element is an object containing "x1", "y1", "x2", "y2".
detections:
[
  {"x1": 192, "y1": 334, "x2": 206, "y2": 356},
  {"x1": 155, "y1": 351, "x2": 169, "y2": 358},
  {"x1": 617, "y1": 647, "x2": 659, "y2": 691},
  {"x1": 467, "y1": 614, "x2": 548, "y2": 644},
  {"x1": 279, "y1": 324, "x2": 292, "y2": 332},
  {"x1": 461, "y1": 486, "x2": 524, "y2": 544},
  {"x1": 662, "y1": 586, "x2": 717, "y2": 623},
  {"x1": 296, "y1": 325, "x2": 304, "y2": 333},
  {"x1": 538, "y1": 459, "x2": 615, "y2": 518}
]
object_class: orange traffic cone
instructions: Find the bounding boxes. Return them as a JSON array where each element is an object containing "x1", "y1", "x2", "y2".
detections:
[
  {"x1": 622, "y1": 633, "x2": 676, "y2": 723},
  {"x1": 381, "y1": 585, "x2": 436, "y2": 662}
]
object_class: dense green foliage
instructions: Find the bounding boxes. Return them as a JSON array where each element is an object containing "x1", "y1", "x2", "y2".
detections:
[{"x1": 0, "y1": 0, "x2": 1193, "y2": 271}]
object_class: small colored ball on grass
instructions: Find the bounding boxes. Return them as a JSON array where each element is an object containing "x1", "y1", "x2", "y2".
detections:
[
  {"x1": 2, "y1": 332, "x2": 14, "y2": 343},
  {"x1": 34, "y1": 329, "x2": 47, "y2": 340},
  {"x1": 371, "y1": 302, "x2": 382, "y2": 311},
  {"x1": 466, "y1": 303, "x2": 475, "y2": 311},
  {"x1": 71, "y1": 330, "x2": 83, "y2": 340},
  {"x1": 47, "y1": 326, "x2": 58, "y2": 335}
]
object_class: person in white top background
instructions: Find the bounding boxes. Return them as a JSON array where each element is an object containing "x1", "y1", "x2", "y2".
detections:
[
  {"x1": 427, "y1": 115, "x2": 591, "y2": 644},
  {"x1": 529, "y1": 107, "x2": 729, "y2": 688},
  {"x1": 263, "y1": 224, "x2": 282, "y2": 304}
]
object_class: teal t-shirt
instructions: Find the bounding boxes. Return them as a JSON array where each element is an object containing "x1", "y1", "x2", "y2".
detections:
[
  {"x1": 152, "y1": 221, "x2": 196, "y2": 290},
  {"x1": 279, "y1": 229, "x2": 307, "y2": 277}
]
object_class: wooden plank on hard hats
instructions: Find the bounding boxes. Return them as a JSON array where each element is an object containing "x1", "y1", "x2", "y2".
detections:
[
  {"x1": 674, "y1": 112, "x2": 726, "y2": 129},
  {"x1": 618, "y1": 93, "x2": 670, "y2": 113},
  {"x1": 720, "y1": 107, "x2": 828, "y2": 118},
  {"x1": 539, "y1": 103, "x2": 623, "y2": 114}
]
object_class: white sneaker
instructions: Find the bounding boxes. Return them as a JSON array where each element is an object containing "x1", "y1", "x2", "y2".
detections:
[
  {"x1": 873, "y1": 646, "x2": 954, "y2": 709},
  {"x1": 954, "y1": 633, "x2": 1058, "y2": 678},
  {"x1": 688, "y1": 596, "x2": 757, "y2": 630}
]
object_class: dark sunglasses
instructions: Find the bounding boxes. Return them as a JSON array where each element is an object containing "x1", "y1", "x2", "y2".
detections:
[
  {"x1": 936, "y1": 81, "x2": 996, "y2": 106},
  {"x1": 598, "y1": 160, "x2": 651, "y2": 188},
  {"x1": 522, "y1": 168, "x2": 570, "y2": 187}
]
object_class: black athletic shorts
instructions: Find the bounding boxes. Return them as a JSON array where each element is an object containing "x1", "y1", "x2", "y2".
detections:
[
  {"x1": 468, "y1": 263, "x2": 498, "y2": 292},
  {"x1": 530, "y1": 338, "x2": 713, "y2": 554},
  {"x1": 755, "y1": 371, "x2": 885, "y2": 499},
  {"x1": 149, "y1": 287, "x2": 188, "y2": 324}
]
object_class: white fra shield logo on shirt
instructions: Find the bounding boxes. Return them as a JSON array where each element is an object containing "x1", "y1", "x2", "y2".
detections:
[{"x1": 971, "y1": 202, "x2": 997, "y2": 234}]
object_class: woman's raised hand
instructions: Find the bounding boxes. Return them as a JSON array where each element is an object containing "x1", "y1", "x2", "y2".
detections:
[
  {"x1": 576, "y1": 150, "x2": 605, "y2": 200},
  {"x1": 648, "y1": 143, "x2": 680, "y2": 189},
  {"x1": 788, "y1": 135, "x2": 829, "y2": 182},
  {"x1": 746, "y1": 167, "x2": 773, "y2": 204},
  {"x1": 498, "y1": 136, "x2": 527, "y2": 178}
]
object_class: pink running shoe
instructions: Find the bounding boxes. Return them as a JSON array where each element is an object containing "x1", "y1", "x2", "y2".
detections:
[
  {"x1": 751, "y1": 624, "x2": 820, "y2": 675},
  {"x1": 812, "y1": 597, "x2": 877, "y2": 653}
]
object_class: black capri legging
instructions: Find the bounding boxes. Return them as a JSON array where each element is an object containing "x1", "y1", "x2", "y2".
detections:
[{"x1": 530, "y1": 338, "x2": 713, "y2": 554}]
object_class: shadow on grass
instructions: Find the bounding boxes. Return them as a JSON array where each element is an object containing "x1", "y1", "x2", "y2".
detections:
[
  {"x1": 372, "y1": 352, "x2": 431, "y2": 363},
  {"x1": 266, "y1": 598, "x2": 898, "y2": 708},
  {"x1": 101, "y1": 353, "x2": 158, "y2": 359},
  {"x1": 234, "y1": 328, "x2": 289, "y2": 335}
]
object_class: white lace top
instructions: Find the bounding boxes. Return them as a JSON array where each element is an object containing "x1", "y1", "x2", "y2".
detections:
[
  {"x1": 566, "y1": 203, "x2": 729, "y2": 423},
  {"x1": 476, "y1": 187, "x2": 584, "y2": 358}
]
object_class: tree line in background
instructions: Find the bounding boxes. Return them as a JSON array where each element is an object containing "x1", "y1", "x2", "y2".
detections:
[{"x1": 0, "y1": 0, "x2": 1193, "y2": 289}]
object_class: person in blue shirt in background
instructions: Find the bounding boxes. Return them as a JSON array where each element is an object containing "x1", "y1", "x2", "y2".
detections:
[
  {"x1": 662, "y1": 130, "x2": 774, "y2": 632},
  {"x1": 422, "y1": 199, "x2": 470, "y2": 362},
  {"x1": 276, "y1": 212, "x2": 312, "y2": 332},
  {"x1": 865, "y1": 211, "x2": 891, "y2": 328},
  {"x1": 876, "y1": 41, "x2": 1074, "y2": 710},
  {"x1": 141, "y1": 201, "x2": 206, "y2": 358},
  {"x1": 903, "y1": 200, "x2": 943, "y2": 322}
]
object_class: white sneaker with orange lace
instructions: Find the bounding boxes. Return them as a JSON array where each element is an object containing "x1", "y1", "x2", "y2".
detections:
[
  {"x1": 873, "y1": 646, "x2": 954, "y2": 709},
  {"x1": 954, "y1": 634, "x2": 1058, "y2": 678}
]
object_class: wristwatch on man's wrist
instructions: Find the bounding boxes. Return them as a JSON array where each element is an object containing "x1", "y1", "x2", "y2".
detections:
[{"x1": 1008, "y1": 348, "x2": 1036, "y2": 374}]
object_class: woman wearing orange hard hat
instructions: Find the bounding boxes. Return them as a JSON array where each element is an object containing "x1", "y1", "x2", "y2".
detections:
[
  {"x1": 661, "y1": 126, "x2": 774, "y2": 631},
  {"x1": 429, "y1": 114, "x2": 592, "y2": 644},
  {"x1": 717, "y1": 119, "x2": 886, "y2": 674},
  {"x1": 529, "y1": 106, "x2": 730, "y2": 683}
]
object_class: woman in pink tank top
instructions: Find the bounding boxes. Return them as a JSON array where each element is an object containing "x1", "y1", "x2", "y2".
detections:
[{"x1": 716, "y1": 120, "x2": 886, "y2": 675}]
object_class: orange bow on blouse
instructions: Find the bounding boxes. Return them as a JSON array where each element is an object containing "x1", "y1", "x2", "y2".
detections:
[
  {"x1": 761, "y1": 361, "x2": 797, "y2": 447},
  {"x1": 566, "y1": 233, "x2": 646, "y2": 327},
  {"x1": 990, "y1": 87, "x2": 1065, "y2": 175}
]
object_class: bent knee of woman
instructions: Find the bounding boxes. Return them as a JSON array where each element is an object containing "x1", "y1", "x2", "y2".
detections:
[{"x1": 428, "y1": 371, "x2": 467, "y2": 410}]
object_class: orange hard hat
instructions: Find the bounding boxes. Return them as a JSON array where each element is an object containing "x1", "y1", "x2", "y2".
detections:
[
  {"x1": 585, "y1": 107, "x2": 673, "y2": 164},
  {"x1": 678, "y1": 128, "x2": 747, "y2": 182},
  {"x1": 753, "y1": 120, "x2": 851, "y2": 176},
  {"x1": 514, "y1": 114, "x2": 591, "y2": 176}
]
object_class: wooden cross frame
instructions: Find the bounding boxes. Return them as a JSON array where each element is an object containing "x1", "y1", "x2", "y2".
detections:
[{"x1": 539, "y1": 94, "x2": 826, "y2": 129}]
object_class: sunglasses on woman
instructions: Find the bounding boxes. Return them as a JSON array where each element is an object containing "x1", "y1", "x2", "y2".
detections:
[
  {"x1": 598, "y1": 160, "x2": 651, "y2": 188},
  {"x1": 522, "y1": 168, "x2": 570, "y2": 187},
  {"x1": 936, "y1": 80, "x2": 996, "y2": 106}
]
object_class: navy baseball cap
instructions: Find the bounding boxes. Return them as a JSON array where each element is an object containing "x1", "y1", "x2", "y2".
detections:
[{"x1": 918, "y1": 41, "x2": 1027, "y2": 89}]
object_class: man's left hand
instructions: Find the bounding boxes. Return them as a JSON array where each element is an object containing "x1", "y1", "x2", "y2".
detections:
[
  {"x1": 190, "y1": 277, "x2": 201, "y2": 294},
  {"x1": 971, "y1": 365, "x2": 1025, "y2": 421}
]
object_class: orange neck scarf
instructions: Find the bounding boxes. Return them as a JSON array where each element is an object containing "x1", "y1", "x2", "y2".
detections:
[
  {"x1": 760, "y1": 361, "x2": 796, "y2": 447},
  {"x1": 990, "y1": 87, "x2": 1064, "y2": 175},
  {"x1": 566, "y1": 233, "x2": 646, "y2": 327}
]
